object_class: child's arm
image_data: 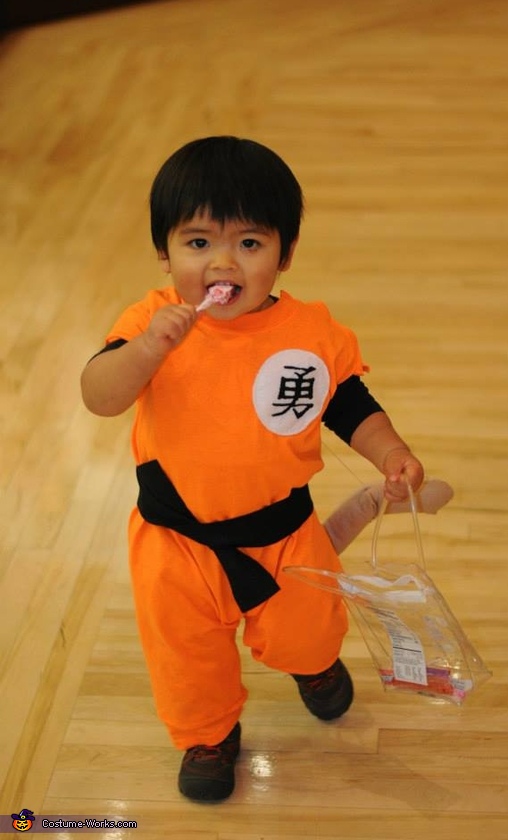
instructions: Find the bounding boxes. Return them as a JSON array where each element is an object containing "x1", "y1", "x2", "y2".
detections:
[
  {"x1": 81, "y1": 303, "x2": 197, "y2": 416},
  {"x1": 349, "y1": 411, "x2": 424, "y2": 503}
]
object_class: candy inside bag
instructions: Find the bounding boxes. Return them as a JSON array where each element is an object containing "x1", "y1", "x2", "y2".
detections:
[
  {"x1": 335, "y1": 562, "x2": 491, "y2": 703},
  {"x1": 285, "y1": 488, "x2": 492, "y2": 705}
]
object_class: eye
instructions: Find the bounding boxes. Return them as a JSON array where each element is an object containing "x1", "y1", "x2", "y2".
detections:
[
  {"x1": 241, "y1": 238, "x2": 260, "y2": 250},
  {"x1": 189, "y1": 238, "x2": 209, "y2": 249}
]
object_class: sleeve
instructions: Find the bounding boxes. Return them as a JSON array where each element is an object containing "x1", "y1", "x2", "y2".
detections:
[
  {"x1": 84, "y1": 299, "x2": 152, "y2": 363},
  {"x1": 322, "y1": 375, "x2": 384, "y2": 444},
  {"x1": 104, "y1": 287, "x2": 177, "y2": 344},
  {"x1": 84, "y1": 289, "x2": 172, "y2": 362},
  {"x1": 313, "y1": 302, "x2": 369, "y2": 386},
  {"x1": 106, "y1": 300, "x2": 153, "y2": 344},
  {"x1": 87, "y1": 337, "x2": 128, "y2": 363}
]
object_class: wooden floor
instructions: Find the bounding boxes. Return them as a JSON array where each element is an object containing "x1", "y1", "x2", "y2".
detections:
[{"x1": 1, "y1": 0, "x2": 507, "y2": 836}]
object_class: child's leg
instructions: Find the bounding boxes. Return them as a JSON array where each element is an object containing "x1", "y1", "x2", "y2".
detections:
[
  {"x1": 323, "y1": 478, "x2": 454, "y2": 554},
  {"x1": 243, "y1": 513, "x2": 349, "y2": 676},
  {"x1": 243, "y1": 516, "x2": 355, "y2": 723},
  {"x1": 128, "y1": 510, "x2": 246, "y2": 750}
]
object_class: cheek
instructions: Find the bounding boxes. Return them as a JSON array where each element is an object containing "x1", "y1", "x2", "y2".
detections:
[{"x1": 170, "y1": 257, "x2": 202, "y2": 278}]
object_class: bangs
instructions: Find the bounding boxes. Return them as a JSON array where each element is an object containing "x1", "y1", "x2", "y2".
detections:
[{"x1": 175, "y1": 166, "x2": 285, "y2": 231}]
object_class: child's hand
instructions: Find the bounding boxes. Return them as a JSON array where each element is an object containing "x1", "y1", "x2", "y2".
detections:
[
  {"x1": 141, "y1": 303, "x2": 197, "y2": 358},
  {"x1": 383, "y1": 448, "x2": 424, "y2": 503}
]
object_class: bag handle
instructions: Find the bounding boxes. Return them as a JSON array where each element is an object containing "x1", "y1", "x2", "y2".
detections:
[{"x1": 371, "y1": 480, "x2": 426, "y2": 570}]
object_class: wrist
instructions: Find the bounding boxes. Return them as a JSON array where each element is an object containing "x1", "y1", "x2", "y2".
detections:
[{"x1": 138, "y1": 331, "x2": 170, "y2": 366}]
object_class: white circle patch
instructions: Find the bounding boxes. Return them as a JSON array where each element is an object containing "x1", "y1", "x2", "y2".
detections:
[{"x1": 252, "y1": 349, "x2": 330, "y2": 436}]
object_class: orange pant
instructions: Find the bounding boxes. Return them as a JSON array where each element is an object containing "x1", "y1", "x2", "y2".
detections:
[{"x1": 128, "y1": 507, "x2": 348, "y2": 749}]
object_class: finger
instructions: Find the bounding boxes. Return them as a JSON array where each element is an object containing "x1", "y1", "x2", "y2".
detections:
[
  {"x1": 385, "y1": 473, "x2": 412, "y2": 499},
  {"x1": 160, "y1": 308, "x2": 196, "y2": 338}
]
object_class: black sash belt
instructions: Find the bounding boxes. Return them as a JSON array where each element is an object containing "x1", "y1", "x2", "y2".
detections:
[{"x1": 136, "y1": 460, "x2": 314, "y2": 612}]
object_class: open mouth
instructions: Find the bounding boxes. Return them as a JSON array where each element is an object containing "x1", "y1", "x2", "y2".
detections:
[{"x1": 206, "y1": 282, "x2": 242, "y2": 305}]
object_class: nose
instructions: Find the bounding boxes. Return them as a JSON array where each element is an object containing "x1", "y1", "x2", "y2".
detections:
[{"x1": 210, "y1": 245, "x2": 237, "y2": 271}]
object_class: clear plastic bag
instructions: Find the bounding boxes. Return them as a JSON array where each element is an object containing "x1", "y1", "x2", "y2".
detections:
[{"x1": 285, "y1": 487, "x2": 492, "y2": 704}]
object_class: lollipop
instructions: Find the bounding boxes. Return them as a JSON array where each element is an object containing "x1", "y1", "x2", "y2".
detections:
[{"x1": 196, "y1": 282, "x2": 237, "y2": 312}]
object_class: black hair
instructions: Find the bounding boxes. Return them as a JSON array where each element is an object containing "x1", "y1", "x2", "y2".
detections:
[{"x1": 150, "y1": 136, "x2": 304, "y2": 265}]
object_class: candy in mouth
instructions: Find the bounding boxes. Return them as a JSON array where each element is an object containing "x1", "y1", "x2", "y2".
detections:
[{"x1": 196, "y1": 282, "x2": 240, "y2": 311}]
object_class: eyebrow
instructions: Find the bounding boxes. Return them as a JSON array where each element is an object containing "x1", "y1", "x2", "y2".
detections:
[
  {"x1": 178, "y1": 225, "x2": 270, "y2": 236},
  {"x1": 178, "y1": 227, "x2": 212, "y2": 235}
]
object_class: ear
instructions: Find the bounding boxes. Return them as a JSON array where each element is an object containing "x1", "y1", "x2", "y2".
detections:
[
  {"x1": 157, "y1": 250, "x2": 171, "y2": 274},
  {"x1": 279, "y1": 237, "x2": 299, "y2": 272}
]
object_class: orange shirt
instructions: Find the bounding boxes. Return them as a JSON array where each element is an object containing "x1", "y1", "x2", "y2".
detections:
[{"x1": 107, "y1": 289, "x2": 366, "y2": 521}]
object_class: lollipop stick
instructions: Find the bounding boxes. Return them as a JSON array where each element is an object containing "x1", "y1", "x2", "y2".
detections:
[{"x1": 196, "y1": 295, "x2": 214, "y2": 312}]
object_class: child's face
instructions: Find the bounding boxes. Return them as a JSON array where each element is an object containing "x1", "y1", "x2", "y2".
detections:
[{"x1": 162, "y1": 211, "x2": 296, "y2": 318}]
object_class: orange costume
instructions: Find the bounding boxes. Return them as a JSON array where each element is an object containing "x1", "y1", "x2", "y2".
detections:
[{"x1": 106, "y1": 288, "x2": 366, "y2": 749}]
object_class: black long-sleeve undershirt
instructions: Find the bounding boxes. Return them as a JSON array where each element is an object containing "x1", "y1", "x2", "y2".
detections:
[{"x1": 322, "y1": 375, "x2": 384, "y2": 445}]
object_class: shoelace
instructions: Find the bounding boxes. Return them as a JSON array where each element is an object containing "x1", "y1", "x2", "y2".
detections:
[
  {"x1": 184, "y1": 745, "x2": 224, "y2": 764},
  {"x1": 183, "y1": 740, "x2": 238, "y2": 766},
  {"x1": 301, "y1": 663, "x2": 341, "y2": 692}
]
